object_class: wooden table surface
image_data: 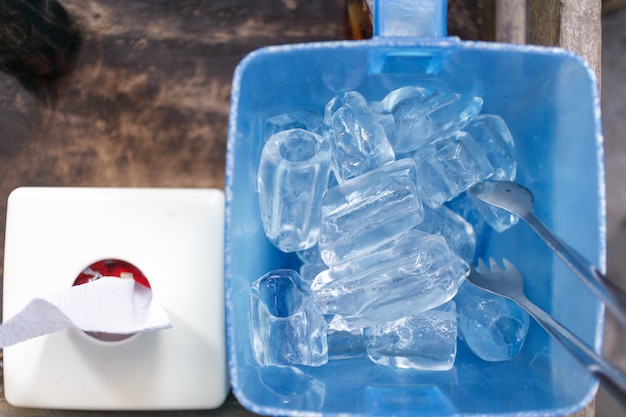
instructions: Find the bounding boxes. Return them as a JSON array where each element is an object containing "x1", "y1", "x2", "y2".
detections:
[{"x1": 0, "y1": 0, "x2": 596, "y2": 415}]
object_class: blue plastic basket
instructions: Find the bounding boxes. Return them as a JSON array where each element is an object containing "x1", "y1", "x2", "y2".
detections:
[{"x1": 225, "y1": 1, "x2": 605, "y2": 415}]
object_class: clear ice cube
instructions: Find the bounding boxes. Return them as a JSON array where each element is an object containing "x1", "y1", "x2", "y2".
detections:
[
  {"x1": 445, "y1": 192, "x2": 491, "y2": 259},
  {"x1": 455, "y1": 281, "x2": 530, "y2": 362},
  {"x1": 375, "y1": 85, "x2": 483, "y2": 153},
  {"x1": 297, "y1": 245, "x2": 328, "y2": 283},
  {"x1": 296, "y1": 245, "x2": 323, "y2": 265},
  {"x1": 363, "y1": 302, "x2": 457, "y2": 370},
  {"x1": 464, "y1": 114, "x2": 520, "y2": 232},
  {"x1": 324, "y1": 91, "x2": 395, "y2": 182},
  {"x1": 416, "y1": 205, "x2": 477, "y2": 262},
  {"x1": 250, "y1": 269, "x2": 328, "y2": 367},
  {"x1": 464, "y1": 114, "x2": 516, "y2": 181},
  {"x1": 312, "y1": 231, "x2": 468, "y2": 330},
  {"x1": 264, "y1": 110, "x2": 323, "y2": 141},
  {"x1": 300, "y1": 262, "x2": 328, "y2": 284},
  {"x1": 257, "y1": 128, "x2": 332, "y2": 252},
  {"x1": 318, "y1": 158, "x2": 424, "y2": 266},
  {"x1": 327, "y1": 328, "x2": 367, "y2": 360},
  {"x1": 412, "y1": 131, "x2": 494, "y2": 208}
]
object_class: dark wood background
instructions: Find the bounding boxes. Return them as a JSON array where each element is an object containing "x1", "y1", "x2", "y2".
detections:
[{"x1": 0, "y1": 0, "x2": 595, "y2": 415}]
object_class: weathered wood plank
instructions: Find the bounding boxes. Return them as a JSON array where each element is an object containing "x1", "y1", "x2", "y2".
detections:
[
  {"x1": 560, "y1": 0, "x2": 602, "y2": 79},
  {"x1": 496, "y1": 0, "x2": 527, "y2": 44},
  {"x1": 529, "y1": 0, "x2": 602, "y2": 80},
  {"x1": 529, "y1": 0, "x2": 562, "y2": 47}
]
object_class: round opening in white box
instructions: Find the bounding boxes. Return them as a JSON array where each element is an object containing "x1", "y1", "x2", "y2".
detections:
[{"x1": 73, "y1": 259, "x2": 151, "y2": 342}]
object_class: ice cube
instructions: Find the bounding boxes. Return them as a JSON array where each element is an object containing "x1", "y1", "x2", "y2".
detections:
[
  {"x1": 327, "y1": 328, "x2": 367, "y2": 360},
  {"x1": 455, "y1": 281, "x2": 530, "y2": 362},
  {"x1": 375, "y1": 85, "x2": 483, "y2": 153},
  {"x1": 296, "y1": 245, "x2": 328, "y2": 283},
  {"x1": 464, "y1": 114, "x2": 516, "y2": 181},
  {"x1": 257, "y1": 128, "x2": 332, "y2": 252},
  {"x1": 296, "y1": 245, "x2": 324, "y2": 265},
  {"x1": 300, "y1": 262, "x2": 328, "y2": 284},
  {"x1": 464, "y1": 114, "x2": 520, "y2": 232},
  {"x1": 416, "y1": 205, "x2": 477, "y2": 262},
  {"x1": 250, "y1": 269, "x2": 328, "y2": 367},
  {"x1": 318, "y1": 158, "x2": 424, "y2": 266},
  {"x1": 312, "y1": 231, "x2": 468, "y2": 330},
  {"x1": 363, "y1": 302, "x2": 457, "y2": 370},
  {"x1": 445, "y1": 192, "x2": 491, "y2": 258},
  {"x1": 412, "y1": 131, "x2": 494, "y2": 208},
  {"x1": 264, "y1": 110, "x2": 323, "y2": 141},
  {"x1": 324, "y1": 91, "x2": 395, "y2": 182}
]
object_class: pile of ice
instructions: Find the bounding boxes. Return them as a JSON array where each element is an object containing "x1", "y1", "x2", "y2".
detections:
[{"x1": 251, "y1": 85, "x2": 529, "y2": 371}]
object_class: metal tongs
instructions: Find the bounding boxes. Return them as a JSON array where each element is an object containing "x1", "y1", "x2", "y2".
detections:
[
  {"x1": 468, "y1": 258, "x2": 626, "y2": 405},
  {"x1": 469, "y1": 180, "x2": 626, "y2": 329}
]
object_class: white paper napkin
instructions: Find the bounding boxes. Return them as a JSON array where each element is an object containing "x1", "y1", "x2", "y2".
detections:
[{"x1": 0, "y1": 277, "x2": 172, "y2": 347}]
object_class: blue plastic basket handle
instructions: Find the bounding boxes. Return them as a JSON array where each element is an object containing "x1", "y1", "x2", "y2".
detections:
[{"x1": 373, "y1": 0, "x2": 447, "y2": 38}]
